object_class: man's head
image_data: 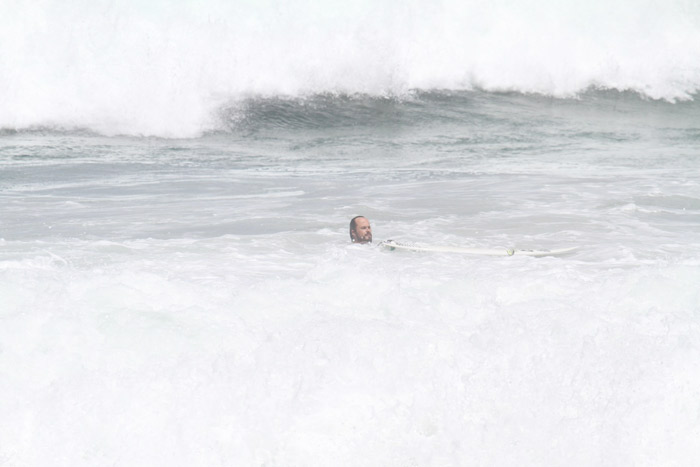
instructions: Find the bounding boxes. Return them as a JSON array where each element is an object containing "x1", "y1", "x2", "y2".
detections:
[{"x1": 349, "y1": 216, "x2": 372, "y2": 243}]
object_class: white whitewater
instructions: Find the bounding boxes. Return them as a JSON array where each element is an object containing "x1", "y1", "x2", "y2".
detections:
[
  {"x1": 1, "y1": 0, "x2": 700, "y2": 136},
  {"x1": 1, "y1": 1, "x2": 700, "y2": 466}
]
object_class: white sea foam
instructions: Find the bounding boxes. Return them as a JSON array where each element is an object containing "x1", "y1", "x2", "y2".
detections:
[
  {"x1": 1, "y1": 31, "x2": 700, "y2": 463},
  {"x1": 1, "y1": 0, "x2": 700, "y2": 136},
  {"x1": 1, "y1": 235, "x2": 699, "y2": 465},
  {"x1": 2, "y1": 125, "x2": 700, "y2": 464}
]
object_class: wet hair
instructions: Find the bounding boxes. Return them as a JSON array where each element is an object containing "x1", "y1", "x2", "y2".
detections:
[{"x1": 349, "y1": 216, "x2": 366, "y2": 241}]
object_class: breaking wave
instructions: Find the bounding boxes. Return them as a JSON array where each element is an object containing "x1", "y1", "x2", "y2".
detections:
[{"x1": 2, "y1": 0, "x2": 699, "y2": 136}]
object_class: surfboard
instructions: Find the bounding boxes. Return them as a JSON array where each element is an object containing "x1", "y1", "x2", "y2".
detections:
[{"x1": 379, "y1": 239, "x2": 578, "y2": 257}]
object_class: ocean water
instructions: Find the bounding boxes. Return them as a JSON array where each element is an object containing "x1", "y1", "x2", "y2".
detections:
[{"x1": 2, "y1": 1, "x2": 700, "y2": 466}]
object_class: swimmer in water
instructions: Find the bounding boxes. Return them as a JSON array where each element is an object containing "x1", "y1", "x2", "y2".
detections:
[{"x1": 349, "y1": 216, "x2": 372, "y2": 244}]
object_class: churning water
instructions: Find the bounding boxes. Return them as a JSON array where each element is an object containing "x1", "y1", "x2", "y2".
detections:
[{"x1": 1, "y1": 1, "x2": 700, "y2": 465}]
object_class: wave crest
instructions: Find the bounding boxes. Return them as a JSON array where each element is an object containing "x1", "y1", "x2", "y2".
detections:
[{"x1": 2, "y1": 0, "x2": 699, "y2": 137}]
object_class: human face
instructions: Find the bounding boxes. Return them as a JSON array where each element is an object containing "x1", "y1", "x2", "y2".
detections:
[{"x1": 352, "y1": 217, "x2": 372, "y2": 243}]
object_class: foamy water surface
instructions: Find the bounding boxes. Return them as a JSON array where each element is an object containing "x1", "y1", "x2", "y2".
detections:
[
  {"x1": 1, "y1": 0, "x2": 700, "y2": 464},
  {"x1": 2, "y1": 90, "x2": 700, "y2": 465}
]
